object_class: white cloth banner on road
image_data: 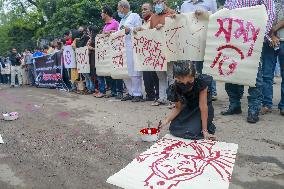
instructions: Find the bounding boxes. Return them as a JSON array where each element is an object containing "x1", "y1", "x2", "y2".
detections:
[
  {"x1": 164, "y1": 13, "x2": 210, "y2": 62},
  {"x1": 107, "y1": 134, "x2": 238, "y2": 189},
  {"x1": 95, "y1": 34, "x2": 113, "y2": 76},
  {"x1": 63, "y1": 45, "x2": 76, "y2": 68},
  {"x1": 133, "y1": 28, "x2": 168, "y2": 71},
  {"x1": 203, "y1": 5, "x2": 267, "y2": 86},
  {"x1": 75, "y1": 46, "x2": 90, "y2": 73}
]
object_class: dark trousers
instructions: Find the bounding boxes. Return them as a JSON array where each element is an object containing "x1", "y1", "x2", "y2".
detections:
[
  {"x1": 111, "y1": 79, "x2": 123, "y2": 95},
  {"x1": 27, "y1": 64, "x2": 35, "y2": 85},
  {"x1": 225, "y1": 42, "x2": 266, "y2": 114},
  {"x1": 143, "y1": 71, "x2": 159, "y2": 99},
  {"x1": 62, "y1": 68, "x2": 72, "y2": 89}
]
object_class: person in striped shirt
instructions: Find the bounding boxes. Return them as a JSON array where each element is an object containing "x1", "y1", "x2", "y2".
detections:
[{"x1": 220, "y1": 0, "x2": 275, "y2": 123}]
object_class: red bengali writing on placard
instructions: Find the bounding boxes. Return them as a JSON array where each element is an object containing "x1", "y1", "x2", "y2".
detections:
[
  {"x1": 211, "y1": 18, "x2": 260, "y2": 76},
  {"x1": 133, "y1": 36, "x2": 166, "y2": 70}
]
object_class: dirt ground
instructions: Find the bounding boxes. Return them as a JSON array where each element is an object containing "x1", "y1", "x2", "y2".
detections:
[{"x1": 0, "y1": 79, "x2": 283, "y2": 189}]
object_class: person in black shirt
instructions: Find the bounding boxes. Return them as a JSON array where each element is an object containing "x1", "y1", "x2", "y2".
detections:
[
  {"x1": 159, "y1": 60, "x2": 216, "y2": 140},
  {"x1": 9, "y1": 48, "x2": 23, "y2": 87}
]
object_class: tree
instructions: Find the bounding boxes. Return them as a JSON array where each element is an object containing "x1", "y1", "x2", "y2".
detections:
[{"x1": 0, "y1": 0, "x2": 226, "y2": 55}]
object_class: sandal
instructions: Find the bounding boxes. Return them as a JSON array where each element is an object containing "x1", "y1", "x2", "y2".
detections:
[{"x1": 95, "y1": 93, "x2": 105, "y2": 98}]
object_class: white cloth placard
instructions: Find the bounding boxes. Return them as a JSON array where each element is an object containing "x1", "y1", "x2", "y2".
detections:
[
  {"x1": 107, "y1": 134, "x2": 238, "y2": 189},
  {"x1": 203, "y1": 5, "x2": 268, "y2": 86}
]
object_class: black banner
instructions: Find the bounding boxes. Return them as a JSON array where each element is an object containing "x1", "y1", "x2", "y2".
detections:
[{"x1": 34, "y1": 52, "x2": 63, "y2": 88}]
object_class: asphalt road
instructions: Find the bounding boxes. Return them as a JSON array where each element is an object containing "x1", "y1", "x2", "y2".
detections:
[{"x1": 0, "y1": 79, "x2": 283, "y2": 189}]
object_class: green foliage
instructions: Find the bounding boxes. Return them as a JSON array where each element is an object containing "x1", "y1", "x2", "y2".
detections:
[{"x1": 0, "y1": 0, "x2": 225, "y2": 55}]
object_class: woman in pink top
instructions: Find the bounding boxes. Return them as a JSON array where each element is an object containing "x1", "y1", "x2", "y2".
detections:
[{"x1": 95, "y1": 6, "x2": 124, "y2": 99}]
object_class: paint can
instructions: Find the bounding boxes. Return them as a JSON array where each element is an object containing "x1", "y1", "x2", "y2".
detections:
[{"x1": 139, "y1": 128, "x2": 160, "y2": 142}]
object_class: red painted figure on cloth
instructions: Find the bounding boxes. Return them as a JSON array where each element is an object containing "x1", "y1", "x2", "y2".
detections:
[
  {"x1": 136, "y1": 137, "x2": 236, "y2": 189},
  {"x1": 211, "y1": 18, "x2": 260, "y2": 76}
]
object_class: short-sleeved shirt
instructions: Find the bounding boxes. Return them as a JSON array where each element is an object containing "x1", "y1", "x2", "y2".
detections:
[
  {"x1": 181, "y1": 0, "x2": 218, "y2": 13},
  {"x1": 150, "y1": 8, "x2": 176, "y2": 29},
  {"x1": 103, "y1": 19, "x2": 119, "y2": 32},
  {"x1": 274, "y1": 0, "x2": 284, "y2": 41},
  {"x1": 167, "y1": 74, "x2": 212, "y2": 108}
]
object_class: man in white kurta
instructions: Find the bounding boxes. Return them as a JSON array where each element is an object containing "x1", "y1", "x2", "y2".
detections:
[{"x1": 117, "y1": 0, "x2": 143, "y2": 102}]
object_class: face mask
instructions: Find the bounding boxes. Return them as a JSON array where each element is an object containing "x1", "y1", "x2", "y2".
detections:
[
  {"x1": 118, "y1": 11, "x2": 125, "y2": 19},
  {"x1": 154, "y1": 3, "x2": 164, "y2": 14},
  {"x1": 176, "y1": 81, "x2": 194, "y2": 93}
]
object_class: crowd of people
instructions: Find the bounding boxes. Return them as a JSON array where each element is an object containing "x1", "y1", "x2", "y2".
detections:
[{"x1": 0, "y1": 0, "x2": 283, "y2": 139}]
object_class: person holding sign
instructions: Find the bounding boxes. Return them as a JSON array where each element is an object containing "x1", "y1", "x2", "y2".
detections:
[
  {"x1": 262, "y1": 0, "x2": 284, "y2": 116},
  {"x1": 135, "y1": 3, "x2": 160, "y2": 101},
  {"x1": 180, "y1": 0, "x2": 218, "y2": 101},
  {"x1": 150, "y1": 0, "x2": 176, "y2": 106},
  {"x1": 117, "y1": 0, "x2": 144, "y2": 102},
  {"x1": 221, "y1": 0, "x2": 275, "y2": 123},
  {"x1": 159, "y1": 60, "x2": 216, "y2": 140},
  {"x1": 100, "y1": 5, "x2": 124, "y2": 99}
]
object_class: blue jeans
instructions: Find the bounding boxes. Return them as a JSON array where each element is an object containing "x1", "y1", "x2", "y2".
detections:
[
  {"x1": 225, "y1": 43, "x2": 265, "y2": 114},
  {"x1": 275, "y1": 58, "x2": 280, "y2": 76},
  {"x1": 262, "y1": 42, "x2": 278, "y2": 108},
  {"x1": 111, "y1": 79, "x2": 123, "y2": 95},
  {"x1": 193, "y1": 61, "x2": 217, "y2": 96},
  {"x1": 82, "y1": 73, "x2": 95, "y2": 92},
  {"x1": 278, "y1": 41, "x2": 284, "y2": 110},
  {"x1": 97, "y1": 76, "x2": 106, "y2": 94}
]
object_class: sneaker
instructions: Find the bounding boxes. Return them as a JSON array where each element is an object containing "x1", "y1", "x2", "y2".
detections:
[
  {"x1": 280, "y1": 109, "x2": 284, "y2": 116},
  {"x1": 10, "y1": 85, "x2": 15, "y2": 88},
  {"x1": 121, "y1": 94, "x2": 133, "y2": 101},
  {"x1": 247, "y1": 112, "x2": 259, "y2": 123},
  {"x1": 261, "y1": 106, "x2": 272, "y2": 115},
  {"x1": 132, "y1": 96, "x2": 143, "y2": 102},
  {"x1": 221, "y1": 107, "x2": 242, "y2": 116}
]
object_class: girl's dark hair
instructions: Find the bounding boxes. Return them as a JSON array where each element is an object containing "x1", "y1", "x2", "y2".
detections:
[
  {"x1": 173, "y1": 60, "x2": 196, "y2": 78},
  {"x1": 102, "y1": 5, "x2": 113, "y2": 17}
]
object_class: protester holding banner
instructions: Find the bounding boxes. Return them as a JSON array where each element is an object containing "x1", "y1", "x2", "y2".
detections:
[
  {"x1": 103, "y1": 6, "x2": 124, "y2": 99},
  {"x1": 64, "y1": 31, "x2": 73, "y2": 46},
  {"x1": 149, "y1": 0, "x2": 176, "y2": 106},
  {"x1": 87, "y1": 25, "x2": 99, "y2": 94},
  {"x1": 220, "y1": 0, "x2": 275, "y2": 123},
  {"x1": 180, "y1": 0, "x2": 218, "y2": 101},
  {"x1": 9, "y1": 48, "x2": 23, "y2": 88},
  {"x1": 24, "y1": 49, "x2": 35, "y2": 86},
  {"x1": 98, "y1": 5, "x2": 123, "y2": 99},
  {"x1": 74, "y1": 26, "x2": 94, "y2": 94},
  {"x1": 139, "y1": 3, "x2": 160, "y2": 101},
  {"x1": 1, "y1": 57, "x2": 11, "y2": 84},
  {"x1": 262, "y1": 0, "x2": 284, "y2": 116},
  {"x1": 117, "y1": 0, "x2": 144, "y2": 102}
]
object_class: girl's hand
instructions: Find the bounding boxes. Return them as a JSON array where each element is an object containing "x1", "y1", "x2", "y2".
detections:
[
  {"x1": 158, "y1": 119, "x2": 170, "y2": 130},
  {"x1": 202, "y1": 130, "x2": 216, "y2": 141}
]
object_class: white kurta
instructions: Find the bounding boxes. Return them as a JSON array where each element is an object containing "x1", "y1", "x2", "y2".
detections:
[{"x1": 119, "y1": 12, "x2": 142, "y2": 77}]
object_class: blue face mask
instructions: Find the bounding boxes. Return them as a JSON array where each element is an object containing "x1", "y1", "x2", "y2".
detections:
[
  {"x1": 154, "y1": 3, "x2": 164, "y2": 14},
  {"x1": 118, "y1": 11, "x2": 125, "y2": 19}
]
